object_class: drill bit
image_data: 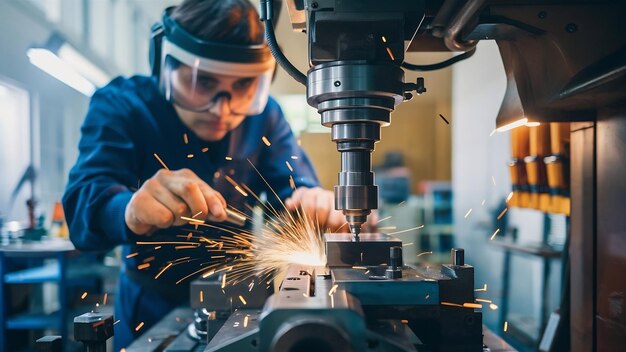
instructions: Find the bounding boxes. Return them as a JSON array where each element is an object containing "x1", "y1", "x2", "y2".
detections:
[{"x1": 349, "y1": 223, "x2": 362, "y2": 241}]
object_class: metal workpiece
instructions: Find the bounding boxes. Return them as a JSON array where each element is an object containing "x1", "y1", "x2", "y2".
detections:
[
  {"x1": 325, "y1": 233, "x2": 402, "y2": 267},
  {"x1": 73, "y1": 312, "x2": 114, "y2": 352},
  {"x1": 35, "y1": 336, "x2": 62, "y2": 352}
]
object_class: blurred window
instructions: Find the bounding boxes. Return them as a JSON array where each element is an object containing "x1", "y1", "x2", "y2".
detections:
[{"x1": 0, "y1": 79, "x2": 32, "y2": 222}]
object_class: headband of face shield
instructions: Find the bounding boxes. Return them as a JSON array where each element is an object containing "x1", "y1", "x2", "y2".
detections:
[{"x1": 158, "y1": 20, "x2": 275, "y2": 116}]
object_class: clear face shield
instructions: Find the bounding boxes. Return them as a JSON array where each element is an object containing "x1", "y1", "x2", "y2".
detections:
[{"x1": 159, "y1": 38, "x2": 275, "y2": 116}]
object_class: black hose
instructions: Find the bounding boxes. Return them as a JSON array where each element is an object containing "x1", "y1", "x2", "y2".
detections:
[
  {"x1": 265, "y1": 19, "x2": 307, "y2": 85},
  {"x1": 402, "y1": 47, "x2": 476, "y2": 72},
  {"x1": 259, "y1": 0, "x2": 307, "y2": 85}
]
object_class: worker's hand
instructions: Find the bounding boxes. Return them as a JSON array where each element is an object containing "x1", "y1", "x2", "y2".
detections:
[
  {"x1": 285, "y1": 187, "x2": 344, "y2": 231},
  {"x1": 125, "y1": 168, "x2": 227, "y2": 235},
  {"x1": 285, "y1": 187, "x2": 378, "y2": 233}
]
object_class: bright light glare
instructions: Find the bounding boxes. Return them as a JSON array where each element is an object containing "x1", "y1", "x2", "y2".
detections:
[
  {"x1": 27, "y1": 48, "x2": 96, "y2": 96},
  {"x1": 58, "y1": 44, "x2": 110, "y2": 87},
  {"x1": 525, "y1": 121, "x2": 541, "y2": 127},
  {"x1": 496, "y1": 117, "x2": 528, "y2": 132}
]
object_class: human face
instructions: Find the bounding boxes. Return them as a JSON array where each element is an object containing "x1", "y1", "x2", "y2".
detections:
[{"x1": 172, "y1": 66, "x2": 257, "y2": 141}]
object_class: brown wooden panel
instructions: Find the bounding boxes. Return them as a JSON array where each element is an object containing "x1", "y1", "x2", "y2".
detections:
[{"x1": 569, "y1": 122, "x2": 595, "y2": 352}]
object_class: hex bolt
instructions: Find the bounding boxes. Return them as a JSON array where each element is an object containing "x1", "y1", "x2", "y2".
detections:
[
  {"x1": 385, "y1": 246, "x2": 403, "y2": 279},
  {"x1": 74, "y1": 312, "x2": 114, "y2": 352},
  {"x1": 451, "y1": 248, "x2": 465, "y2": 266}
]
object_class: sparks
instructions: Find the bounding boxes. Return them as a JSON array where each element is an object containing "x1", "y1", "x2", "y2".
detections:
[
  {"x1": 289, "y1": 175, "x2": 296, "y2": 190},
  {"x1": 244, "y1": 315, "x2": 249, "y2": 328},
  {"x1": 137, "y1": 241, "x2": 200, "y2": 246},
  {"x1": 224, "y1": 175, "x2": 248, "y2": 196},
  {"x1": 463, "y1": 303, "x2": 482, "y2": 309},
  {"x1": 187, "y1": 154, "x2": 194, "y2": 159},
  {"x1": 138, "y1": 159, "x2": 328, "y2": 288},
  {"x1": 137, "y1": 263, "x2": 150, "y2": 270},
  {"x1": 153, "y1": 153, "x2": 169, "y2": 170},
  {"x1": 376, "y1": 216, "x2": 392, "y2": 224},
  {"x1": 239, "y1": 295, "x2": 247, "y2": 305},
  {"x1": 202, "y1": 147, "x2": 209, "y2": 152},
  {"x1": 290, "y1": 155, "x2": 298, "y2": 160},
  {"x1": 489, "y1": 129, "x2": 496, "y2": 137},
  {"x1": 506, "y1": 192, "x2": 514, "y2": 203},
  {"x1": 225, "y1": 156, "x2": 232, "y2": 161},
  {"x1": 492, "y1": 176, "x2": 496, "y2": 186},
  {"x1": 464, "y1": 208, "x2": 473, "y2": 218},
  {"x1": 81, "y1": 292, "x2": 88, "y2": 300},
  {"x1": 135, "y1": 322, "x2": 145, "y2": 332},
  {"x1": 200, "y1": 290, "x2": 204, "y2": 302},
  {"x1": 114, "y1": 319, "x2": 121, "y2": 325},
  {"x1": 476, "y1": 298, "x2": 492, "y2": 303},
  {"x1": 489, "y1": 303, "x2": 499, "y2": 310},
  {"x1": 497, "y1": 208, "x2": 508, "y2": 220},
  {"x1": 126, "y1": 252, "x2": 138, "y2": 259},
  {"x1": 103, "y1": 293, "x2": 108, "y2": 305},
  {"x1": 381, "y1": 36, "x2": 387, "y2": 43},
  {"x1": 504, "y1": 321, "x2": 508, "y2": 332},
  {"x1": 388, "y1": 225, "x2": 424, "y2": 236},
  {"x1": 385, "y1": 47, "x2": 395, "y2": 61},
  {"x1": 490, "y1": 228, "x2": 500, "y2": 240},
  {"x1": 403, "y1": 242, "x2": 414, "y2": 247},
  {"x1": 154, "y1": 262, "x2": 173, "y2": 279},
  {"x1": 285, "y1": 161, "x2": 293, "y2": 172},
  {"x1": 416, "y1": 251, "x2": 432, "y2": 257},
  {"x1": 183, "y1": 133, "x2": 188, "y2": 144},
  {"x1": 441, "y1": 302, "x2": 463, "y2": 307},
  {"x1": 261, "y1": 136, "x2": 271, "y2": 146},
  {"x1": 328, "y1": 284, "x2": 339, "y2": 296},
  {"x1": 481, "y1": 199, "x2": 486, "y2": 206},
  {"x1": 475, "y1": 284, "x2": 488, "y2": 292}
]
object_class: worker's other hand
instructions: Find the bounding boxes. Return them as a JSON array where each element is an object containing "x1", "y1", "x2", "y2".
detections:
[
  {"x1": 284, "y1": 187, "x2": 377, "y2": 233},
  {"x1": 125, "y1": 168, "x2": 227, "y2": 235},
  {"x1": 285, "y1": 187, "x2": 344, "y2": 231}
]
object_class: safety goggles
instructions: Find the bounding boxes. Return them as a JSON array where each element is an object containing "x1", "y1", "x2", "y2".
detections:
[{"x1": 159, "y1": 38, "x2": 275, "y2": 115}]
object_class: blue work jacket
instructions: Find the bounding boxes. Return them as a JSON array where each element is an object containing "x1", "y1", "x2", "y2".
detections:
[{"x1": 62, "y1": 76, "x2": 319, "y2": 348}]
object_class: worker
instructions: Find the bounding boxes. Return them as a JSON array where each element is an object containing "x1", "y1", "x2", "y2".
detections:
[{"x1": 62, "y1": 0, "x2": 353, "y2": 348}]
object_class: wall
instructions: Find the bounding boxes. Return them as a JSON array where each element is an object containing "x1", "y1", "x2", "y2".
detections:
[{"x1": 0, "y1": 1, "x2": 90, "y2": 222}]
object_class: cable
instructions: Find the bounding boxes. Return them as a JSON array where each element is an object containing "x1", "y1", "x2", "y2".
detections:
[
  {"x1": 259, "y1": 0, "x2": 307, "y2": 85},
  {"x1": 402, "y1": 47, "x2": 476, "y2": 72}
]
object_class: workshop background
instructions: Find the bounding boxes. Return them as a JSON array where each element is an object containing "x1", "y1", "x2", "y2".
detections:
[{"x1": 1, "y1": 0, "x2": 570, "y2": 351}]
